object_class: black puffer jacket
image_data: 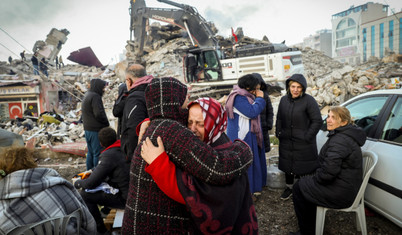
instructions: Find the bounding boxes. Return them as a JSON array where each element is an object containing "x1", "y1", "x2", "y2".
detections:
[
  {"x1": 253, "y1": 72, "x2": 274, "y2": 153},
  {"x1": 276, "y1": 74, "x2": 322, "y2": 175},
  {"x1": 298, "y1": 124, "x2": 366, "y2": 208},
  {"x1": 81, "y1": 79, "x2": 109, "y2": 131},
  {"x1": 74, "y1": 140, "x2": 130, "y2": 200},
  {"x1": 112, "y1": 83, "x2": 128, "y2": 139},
  {"x1": 120, "y1": 83, "x2": 148, "y2": 161},
  {"x1": 261, "y1": 90, "x2": 274, "y2": 152}
]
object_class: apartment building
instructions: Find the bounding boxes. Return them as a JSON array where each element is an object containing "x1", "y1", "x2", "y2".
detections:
[{"x1": 331, "y1": 2, "x2": 401, "y2": 64}]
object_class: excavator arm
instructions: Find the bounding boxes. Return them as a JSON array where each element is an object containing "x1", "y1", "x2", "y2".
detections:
[{"x1": 129, "y1": 0, "x2": 219, "y2": 56}]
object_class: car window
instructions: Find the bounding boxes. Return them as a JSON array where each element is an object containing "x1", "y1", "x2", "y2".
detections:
[
  {"x1": 381, "y1": 97, "x2": 402, "y2": 144},
  {"x1": 345, "y1": 96, "x2": 388, "y2": 135}
]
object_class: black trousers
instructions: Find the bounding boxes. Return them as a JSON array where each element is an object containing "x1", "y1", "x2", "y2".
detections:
[
  {"x1": 80, "y1": 190, "x2": 126, "y2": 232},
  {"x1": 187, "y1": 67, "x2": 197, "y2": 83},
  {"x1": 292, "y1": 181, "x2": 317, "y2": 235}
]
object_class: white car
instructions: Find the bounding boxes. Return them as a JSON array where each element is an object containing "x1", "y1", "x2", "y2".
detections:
[{"x1": 316, "y1": 88, "x2": 402, "y2": 228}]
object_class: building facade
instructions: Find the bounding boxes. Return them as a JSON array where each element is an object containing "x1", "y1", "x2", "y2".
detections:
[
  {"x1": 0, "y1": 79, "x2": 59, "y2": 121},
  {"x1": 303, "y1": 29, "x2": 332, "y2": 57},
  {"x1": 331, "y1": 2, "x2": 401, "y2": 64},
  {"x1": 361, "y1": 11, "x2": 402, "y2": 62}
]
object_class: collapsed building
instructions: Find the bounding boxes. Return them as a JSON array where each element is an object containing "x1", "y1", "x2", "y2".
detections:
[{"x1": 1, "y1": 23, "x2": 401, "y2": 150}]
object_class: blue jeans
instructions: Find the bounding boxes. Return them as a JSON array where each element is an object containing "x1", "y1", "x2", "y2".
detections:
[
  {"x1": 85, "y1": 130, "x2": 103, "y2": 170},
  {"x1": 33, "y1": 65, "x2": 40, "y2": 75}
]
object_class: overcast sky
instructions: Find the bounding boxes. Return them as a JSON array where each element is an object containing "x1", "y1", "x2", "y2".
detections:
[{"x1": 1, "y1": 0, "x2": 401, "y2": 65}]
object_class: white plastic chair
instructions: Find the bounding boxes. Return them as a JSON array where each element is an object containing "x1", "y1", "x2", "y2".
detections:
[
  {"x1": 8, "y1": 208, "x2": 81, "y2": 235},
  {"x1": 315, "y1": 150, "x2": 378, "y2": 235}
]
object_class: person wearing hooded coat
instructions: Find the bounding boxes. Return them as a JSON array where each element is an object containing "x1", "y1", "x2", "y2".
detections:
[
  {"x1": 275, "y1": 74, "x2": 322, "y2": 200},
  {"x1": 140, "y1": 97, "x2": 258, "y2": 234},
  {"x1": 290, "y1": 106, "x2": 366, "y2": 235},
  {"x1": 122, "y1": 77, "x2": 253, "y2": 234},
  {"x1": 82, "y1": 78, "x2": 109, "y2": 170},
  {"x1": 253, "y1": 73, "x2": 274, "y2": 153}
]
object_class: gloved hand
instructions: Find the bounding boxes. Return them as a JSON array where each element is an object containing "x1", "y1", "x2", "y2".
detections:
[{"x1": 77, "y1": 169, "x2": 92, "y2": 179}]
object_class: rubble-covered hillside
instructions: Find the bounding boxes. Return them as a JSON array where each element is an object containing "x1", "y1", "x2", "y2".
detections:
[{"x1": 1, "y1": 23, "x2": 401, "y2": 149}]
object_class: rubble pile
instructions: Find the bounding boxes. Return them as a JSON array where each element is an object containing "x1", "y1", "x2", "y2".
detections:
[
  {"x1": 302, "y1": 48, "x2": 402, "y2": 107},
  {"x1": 1, "y1": 61, "x2": 124, "y2": 148},
  {"x1": 125, "y1": 23, "x2": 269, "y2": 82}
]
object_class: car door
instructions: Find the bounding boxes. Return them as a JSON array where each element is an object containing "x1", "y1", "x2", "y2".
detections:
[{"x1": 361, "y1": 94, "x2": 402, "y2": 228}]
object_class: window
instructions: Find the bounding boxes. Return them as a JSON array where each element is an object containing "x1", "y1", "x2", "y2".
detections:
[
  {"x1": 335, "y1": 18, "x2": 357, "y2": 49},
  {"x1": 380, "y1": 23, "x2": 384, "y2": 58},
  {"x1": 381, "y1": 97, "x2": 402, "y2": 144},
  {"x1": 371, "y1": 26, "x2": 375, "y2": 56},
  {"x1": 345, "y1": 96, "x2": 388, "y2": 135},
  {"x1": 203, "y1": 50, "x2": 220, "y2": 80},
  {"x1": 400, "y1": 18, "x2": 402, "y2": 54}
]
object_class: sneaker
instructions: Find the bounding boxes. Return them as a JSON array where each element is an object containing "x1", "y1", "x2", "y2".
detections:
[
  {"x1": 252, "y1": 192, "x2": 261, "y2": 202},
  {"x1": 280, "y1": 187, "x2": 292, "y2": 200},
  {"x1": 100, "y1": 207, "x2": 111, "y2": 218}
]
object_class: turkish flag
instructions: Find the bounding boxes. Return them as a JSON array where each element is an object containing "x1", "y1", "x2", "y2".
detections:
[
  {"x1": 9, "y1": 103, "x2": 23, "y2": 119},
  {"x1": 231, "y1": 27, "x2": 238, "y2": 43}
]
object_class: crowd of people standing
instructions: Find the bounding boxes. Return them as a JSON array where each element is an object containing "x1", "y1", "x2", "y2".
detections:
[{"x1": 0, "y1": 64, "x2": 367, "y2": 235}]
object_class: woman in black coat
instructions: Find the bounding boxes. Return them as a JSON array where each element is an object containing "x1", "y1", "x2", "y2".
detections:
[
  {"x1": 275, "y1": 74, "x2": 322, "y2": 200},
  {"x1": 291, "y1": 106, "x2": 366, "y2": 235},
  {"x1": 253, "y1": 73, "x2": 274, "y2": 153}
]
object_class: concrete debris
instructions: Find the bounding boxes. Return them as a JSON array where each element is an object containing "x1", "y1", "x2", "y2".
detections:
[
  {"x1": 303, "y1": 47, "x2": 401, "y2": 107},
  {"x1": 1, "y1": 25, "x2": 401, "y2": 149}
]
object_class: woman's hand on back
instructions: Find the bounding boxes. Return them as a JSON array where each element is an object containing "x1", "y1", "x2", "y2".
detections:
[{"x1": 141, "y1": 136, "x2": 165, "y2": 165}]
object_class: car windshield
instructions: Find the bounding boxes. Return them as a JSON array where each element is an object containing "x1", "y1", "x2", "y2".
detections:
[{"x1": 345, "y1": 95, "x2": 388, "y2": 135}]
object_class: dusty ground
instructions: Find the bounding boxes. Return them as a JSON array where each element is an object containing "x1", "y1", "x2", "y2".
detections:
[{"x1": 36, "y1": 147, "x2": 402, "y2": 235}]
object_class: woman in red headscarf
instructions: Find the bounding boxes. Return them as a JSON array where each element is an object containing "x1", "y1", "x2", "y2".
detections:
[{"x1": 141, "y1": 97, "x2": 258, "y2": 234}]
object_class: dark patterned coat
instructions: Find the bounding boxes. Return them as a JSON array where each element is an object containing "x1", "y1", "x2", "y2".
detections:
[{"x1": 122, "y1": 77, "x2": 253, "y2": 234}]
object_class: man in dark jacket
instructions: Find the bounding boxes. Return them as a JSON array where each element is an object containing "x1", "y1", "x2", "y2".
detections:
[
  {"x1": 82, "y1": 78, "x2": 109, "y2": 170},
  {"x1": 112, "y1": 83, "x2": 128, "y2": 139},
  {"x1": 74, "y1": 127, "x2": 130, "y2": 235},
  {"x1": 31, "y1": 53, "x2": 40, "y2": 75},
  {"x1": 185, "y1": 52, "x2": 197, "y2": 83},
  {"x1": 275, "y1": 74, "x2": 322, "y2": 200},
  {"x1": 120, "y1": 64, "x2": 153, "y2": 162}
]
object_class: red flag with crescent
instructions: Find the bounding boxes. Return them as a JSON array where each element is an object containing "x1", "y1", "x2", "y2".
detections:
[
  {"x1": 231, "y1": 27, "x2": 238, "y2": 43},
  {"x1": 9, "y1": 103, "x2": 23, "y2": 119}
]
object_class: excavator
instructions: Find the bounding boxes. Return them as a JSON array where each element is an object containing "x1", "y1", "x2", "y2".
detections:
[{"x1": 129, "y1": 0, "x2": 304, "y2": 96}]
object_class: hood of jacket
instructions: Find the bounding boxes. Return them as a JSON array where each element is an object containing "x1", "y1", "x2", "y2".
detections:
[
  {"x1": 145, "y1": 77, "x2": 188, "y2": 124},
  {"x1": 285, "y1": 74, "x2": 307, "y2": 97},
  {"x1": 90, "y1": 78, "x2": 107, "y2": 96},
  {"x1": 252, "y1": 72, "x2": 268, "y2": 92},
  {"x1": 328, "y1": 124, "x2": 367, "y2": 147}
]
